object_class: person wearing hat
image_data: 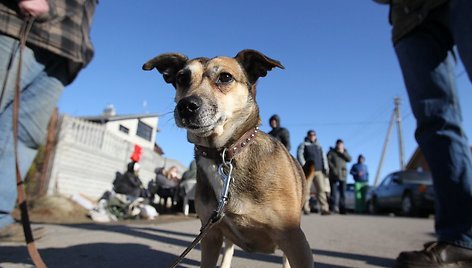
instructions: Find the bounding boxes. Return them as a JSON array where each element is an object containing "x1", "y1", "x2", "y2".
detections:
[
  {"x1": 297, "y1": 130, "x2": 330, "y2": 215},
  {"x1": 327, "y1": 139, "x2": 352, "y2": 214},
  {"x1": 350, "y1": 154, "x2": 369, "y2": 213},
  {"x1": 268, "y1": 114, "x2": 291, "y2": 151}
]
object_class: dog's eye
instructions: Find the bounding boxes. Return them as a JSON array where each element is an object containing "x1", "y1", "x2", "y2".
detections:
[
  {"x1": 175, "y1": 70, "x2": 190, "y2": 87},
  {"x1": 217, "y1": 72, "x2": 233, "y2": 84}
]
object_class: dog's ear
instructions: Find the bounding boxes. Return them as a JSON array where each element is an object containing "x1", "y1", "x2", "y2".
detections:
[
  {"x1": 142, "y1": 53, "x2": 189, "y2": 85},
  {"x1": 235, "y1": 49, "x2": 285, "y2": 84}
]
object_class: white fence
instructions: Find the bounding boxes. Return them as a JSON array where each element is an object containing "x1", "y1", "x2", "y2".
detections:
[{"x1": 47, "y1": 115, "x2": 185, "y2": 200}]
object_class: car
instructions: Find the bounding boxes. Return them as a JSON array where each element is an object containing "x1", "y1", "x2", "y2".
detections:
[{"x1": 366, "y1": 170, "x2": 435, "y2": 217}]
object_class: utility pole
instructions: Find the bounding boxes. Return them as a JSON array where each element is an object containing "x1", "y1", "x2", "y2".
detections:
[
  {"x1": 374, "y1": 97, "x2": 405, "y2": 186},
  {"x1": 395, "y1": 97, "x2": 405, "y2": 170}
]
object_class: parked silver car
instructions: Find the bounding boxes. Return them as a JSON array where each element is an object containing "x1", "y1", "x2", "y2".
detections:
[{"x1": 366, "y1": 170, "x2": 435, "y2": 217}]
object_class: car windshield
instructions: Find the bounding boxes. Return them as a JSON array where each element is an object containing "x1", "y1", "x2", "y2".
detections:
[{"x1": 402, "y1": 171, "x2": 432, "y2": 184}]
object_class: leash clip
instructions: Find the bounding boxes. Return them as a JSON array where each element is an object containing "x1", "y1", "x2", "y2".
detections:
[{"x1": 216, "y1": 160, "x2": 233, "y2": 219}]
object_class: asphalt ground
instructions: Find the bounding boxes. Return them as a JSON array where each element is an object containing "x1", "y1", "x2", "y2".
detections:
[{"x1": 0, "y1": 213, "x2": 435, "y2": 268}]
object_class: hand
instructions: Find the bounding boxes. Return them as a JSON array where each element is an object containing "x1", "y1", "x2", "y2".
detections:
[{"x1": 18, "y1": 0, "x2": 49, "y2": 18}]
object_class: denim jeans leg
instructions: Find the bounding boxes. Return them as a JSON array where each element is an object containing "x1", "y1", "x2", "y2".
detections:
[
  {"x1": 338, "y1": 180, "x2": 346, "y2": 212},
  {"x1": 395, "y1": 17, "x2": 472, "y2": 248},
  {"x1": 0, "y1": 35, "x2": 65, "y2": 228},
  {"x1": 329, "y1": 179, "x2": 338, "y2": 211}
]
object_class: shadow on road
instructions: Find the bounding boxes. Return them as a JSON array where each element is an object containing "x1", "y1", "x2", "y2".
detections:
[
  {"x1": 0, "y1": 243, "x2": 199, "y2": 268},
  {"x1": 313, "y1": 248, "x2": 395, "y2": 268},
  {"x1": 0, "y1": 223, "x2": 395, "y2": 267}
]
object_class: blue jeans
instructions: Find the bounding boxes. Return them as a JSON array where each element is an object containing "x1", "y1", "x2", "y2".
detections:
[
  {"x1": 329, "y1": 179, "x2": 346, "y2": 213},
  {"x1": 394, "y1": 0, "x2": 472, "y2": 249},
  {"x1": 0, "y1": 35, "x2": 67, "y2": 228}
]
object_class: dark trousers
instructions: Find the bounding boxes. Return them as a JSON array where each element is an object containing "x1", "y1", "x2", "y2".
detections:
[{"x1": 329, "y1": 179, "x2": 346, "y2": 213}]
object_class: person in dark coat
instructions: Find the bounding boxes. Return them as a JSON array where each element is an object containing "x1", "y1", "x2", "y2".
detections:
[
  {"x1": 268, "y1": 114, "x2": 291, "y2": 151},
  {"x1": 327, "y1": 139, "x2": 351, "y2": 214},
  {"x1": 114, "y1": 161, "x2": 146, "y2": 198}
]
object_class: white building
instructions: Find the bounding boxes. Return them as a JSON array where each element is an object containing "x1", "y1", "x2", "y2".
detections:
[{"x1": 80, "y1": 105, "x2": 159, "y2": 150}]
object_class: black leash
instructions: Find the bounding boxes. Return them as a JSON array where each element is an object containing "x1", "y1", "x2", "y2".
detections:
[{"x1": 11, "y1": 16, "x2": 47, "y2": 268}]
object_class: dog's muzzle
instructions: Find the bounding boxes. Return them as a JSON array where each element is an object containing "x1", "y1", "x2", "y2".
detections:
[
  {"x1": 176, "y1": 96, "x2": 202, "y2": 121},
  {"x1": 175, "y1": 96, "x2": 220, "y2": 132}
]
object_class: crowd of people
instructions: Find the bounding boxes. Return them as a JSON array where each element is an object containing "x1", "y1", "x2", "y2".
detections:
[
  {"x1": 112, "y1": 160, "x2": 197, "y2": 215},
  {"x1": 269, "y1": 115, "x2": 369, "y2": 216}
]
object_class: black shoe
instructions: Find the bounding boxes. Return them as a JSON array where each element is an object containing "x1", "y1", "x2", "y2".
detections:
[
  {"x1": 395, "y1": 242, "x2": 472, "y2": 268},
  {"x1": 321, "y1": 211, "x2": 331, "y2": 216}
]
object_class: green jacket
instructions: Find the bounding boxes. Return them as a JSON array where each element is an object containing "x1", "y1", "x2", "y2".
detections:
[{"x1": 374, "y1": 0, "x2": 448, "y2": 44}]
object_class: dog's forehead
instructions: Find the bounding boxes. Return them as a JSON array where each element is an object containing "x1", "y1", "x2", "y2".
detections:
[{"x1": 186, "y1": 56, "x2": 243, "y2": 74}]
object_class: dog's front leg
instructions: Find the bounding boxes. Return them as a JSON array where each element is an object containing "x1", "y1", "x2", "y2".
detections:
[
  {"x1": 219, "y1": 238, "x2": 234, "y2": 268},
  {"x1": 277, "y1": 227, "x2": 314, "y2": 268},
  {"x1": 200, "y1": 229, "x2": 224, "y2": 268}
]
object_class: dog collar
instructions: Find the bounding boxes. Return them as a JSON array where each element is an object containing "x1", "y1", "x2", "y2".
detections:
[{"x1": 195, "y1": 127, "x2": 259, "y2": 161}]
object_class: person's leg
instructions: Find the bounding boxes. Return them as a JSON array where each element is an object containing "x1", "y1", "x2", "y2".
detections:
[
  {"x1": 329, "y1": 179, "x2": 338, "y2": 212},
  {"x1": 354, "y1": 182, "x2": 362, "y2": 213},
  {"x1": 359, "y1": 182, "x2": 368, "y2": 213},
  {"x1": 396, "y1": 8, "x2": 472, "y2": 249},
  {"x1": 338, "y1": 180, "x2": 346, "y2": 214},
  {"x1": 313, "y1": 171, "x2": 329, "y2": 213},
  {"x1": 303, "y1": 168, "x2": 315, "y2": 214},
  {"x1": 0, "y1": 35, "x2": 66, "y2": 229},
  {"x1": 393, "y1": 2, "x2": 472, "y2": 267}
]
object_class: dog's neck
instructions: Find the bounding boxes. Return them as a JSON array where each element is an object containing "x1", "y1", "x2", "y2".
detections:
[
  {"x1": 192, "y1": 104, "x2": 261, "y2": 161},
  {"x1": 195, "y1": 126, "x2": 259, "y2": 161}
]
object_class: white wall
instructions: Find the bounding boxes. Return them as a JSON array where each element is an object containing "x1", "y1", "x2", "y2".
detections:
[{"x1": 47, "y1": 115, "x2": 185, "y2": 200}]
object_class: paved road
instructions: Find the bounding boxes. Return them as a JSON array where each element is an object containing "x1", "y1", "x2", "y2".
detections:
[{"x1": 0, "y1": 213, "x2": 435, "y2": 268}]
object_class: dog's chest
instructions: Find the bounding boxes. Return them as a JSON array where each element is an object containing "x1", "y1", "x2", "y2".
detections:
[{"x1": 198, "y1": 158, "x2": 225, "y2": 199}]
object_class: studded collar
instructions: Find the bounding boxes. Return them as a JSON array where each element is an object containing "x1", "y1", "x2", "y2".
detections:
[{"x1": 194, "y1": 127, "x2": 259, "y2": 161}]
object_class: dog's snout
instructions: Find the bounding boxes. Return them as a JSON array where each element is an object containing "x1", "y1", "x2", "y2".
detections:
[{"x1": 177, "y1": 96, "x2": 202, "y2": 119}]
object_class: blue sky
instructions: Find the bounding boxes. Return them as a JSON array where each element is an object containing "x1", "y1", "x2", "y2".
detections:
[{"x1": 59, "y1": 0, "x2": 472, "y2": 185}]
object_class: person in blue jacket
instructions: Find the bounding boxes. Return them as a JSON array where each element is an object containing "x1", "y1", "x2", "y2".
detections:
[{"x1": 350, "y1": 155, "x2": 369, "y2": 213}]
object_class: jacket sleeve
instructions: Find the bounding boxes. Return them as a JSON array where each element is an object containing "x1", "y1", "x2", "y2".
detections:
[
  {"x1": 297, "y1": 143, "x2": 305, "y2": 166},
  {"x1": 281, "y1": 129, "x2": 291, "y2": 151},
  {"x1": 350, "y1": 164, "x2": 357, "y2": 176},
  {"x1": 342, "y1": 150, "x2": 352, "y2": 162},
  {"x1": 321, "y1": 148, "x2": 328, "y2": 174},
  {"x1": 327, "y1": 151, "x2": 336, "y2": 175}
]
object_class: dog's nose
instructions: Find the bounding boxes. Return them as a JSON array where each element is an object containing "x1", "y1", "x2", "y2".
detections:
[{"x1": 177, "y1": 96, "x2": 202, "y2": 119}]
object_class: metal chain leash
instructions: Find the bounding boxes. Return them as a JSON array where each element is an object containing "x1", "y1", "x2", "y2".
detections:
[{"x1": 168, "y1": 150, "x2": 234, "y2": 268}]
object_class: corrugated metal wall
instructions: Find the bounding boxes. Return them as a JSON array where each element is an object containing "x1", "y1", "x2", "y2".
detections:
[{"x1": 47, "y1": 115, "x2": 185, "y2": 200}]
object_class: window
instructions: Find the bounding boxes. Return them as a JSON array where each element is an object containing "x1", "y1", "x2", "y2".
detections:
[
  {"x1": 136, "y1": 120, "x2": 153, "y2": 141},
  {"x1": 119, "y1": 125, "x2": 129, "y2": 134}
]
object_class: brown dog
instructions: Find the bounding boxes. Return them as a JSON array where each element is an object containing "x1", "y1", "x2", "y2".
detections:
[{"x1": 143, "y1": 49, "x2": 313, "y2": 268}]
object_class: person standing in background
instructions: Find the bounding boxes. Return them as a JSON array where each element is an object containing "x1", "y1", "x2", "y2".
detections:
[
  {"x1": 268, "y1": 114, "x2": 291, "y2": 151},
  {"x1": 327, "y1": 139, "x2": 351, "y2": 214},
  {"x1": 350, "y1": 154, "x2": 369, "y2": 213},
  {"x1": 297, "y1": 130, "x2": 330, "y2": 215}
]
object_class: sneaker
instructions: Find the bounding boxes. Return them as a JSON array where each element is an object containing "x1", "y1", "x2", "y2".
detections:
[
  {"x1": 395, "y1": 241, "x2": 472, "y2": 268},
  {"x1": 0, "y1": 223, "x2": 45, "y2": 243}
]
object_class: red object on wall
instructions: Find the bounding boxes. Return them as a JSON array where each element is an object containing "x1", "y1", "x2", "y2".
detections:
[{"x1": 130, "y1": 144, "x2": 142, "y2": 162}]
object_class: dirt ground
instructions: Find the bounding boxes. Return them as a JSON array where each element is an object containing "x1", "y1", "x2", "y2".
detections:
[{"x1": 12, "y1": 195, "x2": 194, "y2": 225}]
